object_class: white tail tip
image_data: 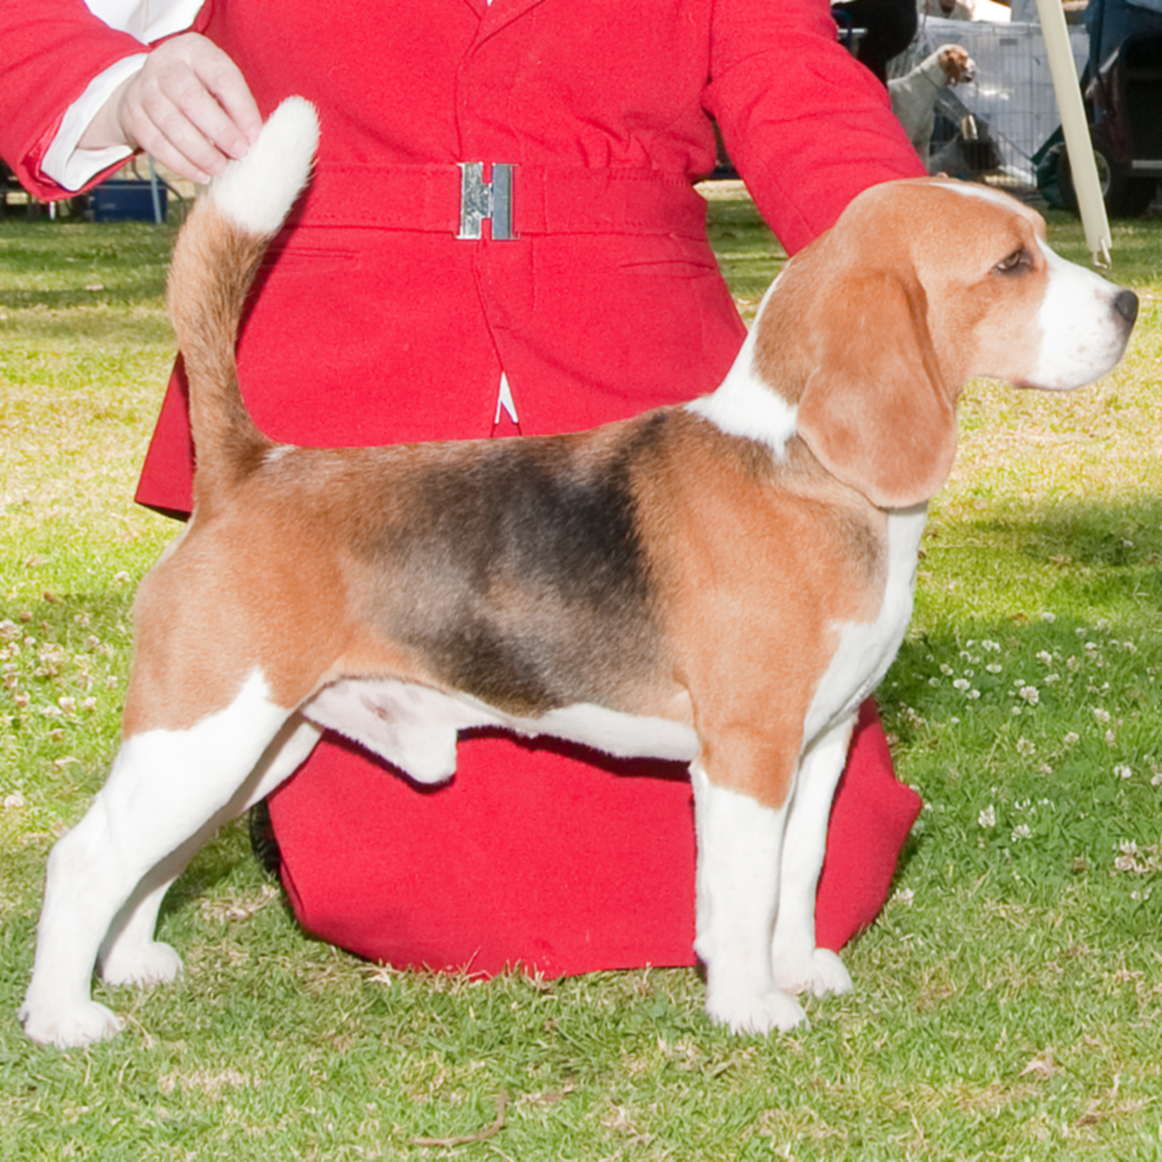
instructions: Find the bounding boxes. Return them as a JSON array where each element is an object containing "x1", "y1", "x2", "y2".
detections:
[{"x1": 209, "y1": 96, "x2": 320, "y2": 235}]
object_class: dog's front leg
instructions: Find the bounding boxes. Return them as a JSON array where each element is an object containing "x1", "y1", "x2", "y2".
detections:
[
  {"x1": 770, "y1": 716, "x2": 856, "y2": 998},
  {"x1": 19, "y1": 673, "x2": 293, "y2": 1049},
  {"x1": 691, "y1": 762, "x2": 805, "y2": 1035}
]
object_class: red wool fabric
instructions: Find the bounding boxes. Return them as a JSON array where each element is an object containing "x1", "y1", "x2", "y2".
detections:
[
  {"x1": 272, "y1": 701, "x2": 919, "y2": 975},
  {"x1": 0, "y1": 0, "x2": 925, "y2": 975}
]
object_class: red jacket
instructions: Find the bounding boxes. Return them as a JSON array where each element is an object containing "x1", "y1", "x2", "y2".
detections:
[
  {"x1": 1, "y1": 0, "x2": 923, "y2": 511},
  {"x1": 0, "y1": 0, "x2": 925, "y2": 975}
]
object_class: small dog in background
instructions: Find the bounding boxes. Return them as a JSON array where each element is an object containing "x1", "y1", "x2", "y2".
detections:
[{"x1": 889, "y1": 45, "x2": 977, "y2": 167}]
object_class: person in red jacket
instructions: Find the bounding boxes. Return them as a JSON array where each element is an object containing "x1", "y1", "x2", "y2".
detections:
[{"x1": 0, "y1": 0, "x2": 923, "y2": 978}]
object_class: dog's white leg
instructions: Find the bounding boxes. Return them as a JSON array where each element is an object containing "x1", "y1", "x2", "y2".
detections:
[
  {"x1": 19, "y1": 671, "x2": 291, "y2": 1049},
  {"x1": 97, "y1": 714, "x2": 321, "y2": 988},
  {"x1": 691, "y1": 763, "x2": 806, "y2": 1035},
  {"x1": 770, "y1": 716, "x2": 856, "y2": 999}
]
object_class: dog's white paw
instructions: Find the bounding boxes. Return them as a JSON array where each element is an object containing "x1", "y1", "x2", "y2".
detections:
[
  {"x1": 772, "y1": 948, "x2": 853, "y2": 999},
  {"x1": 99, "y1": 940, "x2": 183, "y2": 988},
  {"x1": 18, "y1": 996, "x2": 124, "y2": 1049},
  {"x1": 705, "y1": 984, "x2": 808, "y2": 1035}
]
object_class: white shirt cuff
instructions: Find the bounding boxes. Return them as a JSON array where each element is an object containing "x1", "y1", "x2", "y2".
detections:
[{"x1": 41, "y1": 53, "x2": 148, "y2": 191}]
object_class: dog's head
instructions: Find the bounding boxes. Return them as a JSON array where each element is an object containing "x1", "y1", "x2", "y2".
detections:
[
  {"x1": 753, "y1": 179, "x2": 1138, "y2": 509},
  {"x1": 935, "y1": 44, "x2": 975, "y2": 86}
]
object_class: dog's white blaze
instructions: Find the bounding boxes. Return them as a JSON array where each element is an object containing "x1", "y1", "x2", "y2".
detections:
[
  {"x1": 210, "y1": 96, "x2": 319, "y2": 234},
  {"x1": 304, "y1": 678, "x2": 699, "y2": 785},
  {"x1": 690, "y1": 764, "x2": 808, "y2": 1034},
  {"x1": 20, "y1": 670, "x2": 291, "y2": 1048},
  {"x1": 1029, "y1": 238, "x2": 1133, "y2": 389},
  {"x1": 932, "y1": 180, "x2": 1017, "y2": 209},
  {"x1": 688, "y1": 276, "x2": 799, "y2": 457}
]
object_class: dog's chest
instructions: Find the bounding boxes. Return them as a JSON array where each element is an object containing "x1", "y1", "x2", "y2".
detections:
[{"x1": 803, "y1": 504, "x2": 927, "y2": 741}]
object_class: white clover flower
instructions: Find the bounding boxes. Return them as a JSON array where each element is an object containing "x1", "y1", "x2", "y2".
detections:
[
  {"x1": 1064, "y1": 732, "x2": 1080, "y2": 746},
  {"x1": 940, "y1": 664, "x2": 954, "y2": 676},
  {"x1": 1045, "y1": 674, "x2": 1060, "y2": 684},
  {"x1": 2, "y1": 792, "x2": 25, "y2": 810},
  {"x1": 968, "y1": 689, "x2": 981, "y2": 700},
  {"x1": 1019, "y1": 686, "x2": 1040, "y2": 706},
  {"x1": 1115, "y1": 764, "x2": 1133, "y2": 780},
  {"x1": 982, "y1": 640, "x2": 1001, "y2": 652},
  {"x1": 1011, "y1": 824, "x2": 1032, "y2": 842},
  {"x1": 1096, "y1": 618, "x2": 1111, "y2": 632},
  {"x1": 1105, "y1": 730, "x2": 1116, "y2": 746},
  {"x1": 1040, "y1": 612, "x2": 1056, "y2": 622},
  {"x1": 953, "y1": 678, "x2": 970, "y2": 691},
  {"x1": 979, "y1": 805, "x2": 996, "y2": 828},
  {"x1": 894, "y1": 888, "x2": 915, "y2": 906},
  {"x1": 1093, "y1": 708, "x2": 1111, "y2": 723},
  {"x1": 1017, "y1": 738, "x2": 1036, "y2": 757},
  {"x1": 986, "y1": 663, "x2": 1003, "y2": 674},
  {"x1": 1036, "y1": 651, "x2": 1053, "y2": 666}
]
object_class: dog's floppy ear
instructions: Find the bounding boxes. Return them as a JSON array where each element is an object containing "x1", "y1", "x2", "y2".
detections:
[{"x1": 795, "y1": 270, "x2": 958, "y2": 510}]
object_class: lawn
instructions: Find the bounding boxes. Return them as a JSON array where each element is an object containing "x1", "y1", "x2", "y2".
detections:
[{"x1": 1, "y1": 190, "x2": 1160, "y2": 1161}]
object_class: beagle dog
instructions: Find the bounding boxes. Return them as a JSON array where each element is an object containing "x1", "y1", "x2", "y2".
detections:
[{"x1": 20, "y1": 99, "x2": 1137, "y2": 1047}]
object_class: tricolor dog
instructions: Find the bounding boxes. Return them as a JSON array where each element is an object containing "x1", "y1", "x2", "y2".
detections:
[{"x1": 20, "y1": 99, "x2": 1137, "y2": 1047}]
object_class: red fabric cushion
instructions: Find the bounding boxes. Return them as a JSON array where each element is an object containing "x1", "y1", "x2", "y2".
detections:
[{"x1": 269, "y1": 700, "x2": 920, "y2": 975}]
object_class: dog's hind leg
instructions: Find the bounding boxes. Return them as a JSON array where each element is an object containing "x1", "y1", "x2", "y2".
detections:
[
  {"x1": 19, "y1": 671, "x2": 294, "y2": 1049},
  {"x1": 97, "y1": 714, "x2": 321, "y2": 989},
  {"x1": 770, "y1": 716, "x2": 856, "y2": 999}
]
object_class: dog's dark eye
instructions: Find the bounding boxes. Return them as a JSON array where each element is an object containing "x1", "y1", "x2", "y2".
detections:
[{"x1": 994, "y1": 249, "x2": 1030, "y2": 275}]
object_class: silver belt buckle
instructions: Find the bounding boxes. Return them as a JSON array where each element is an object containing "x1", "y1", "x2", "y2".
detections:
[{"x1": 458, "y1": 162, "x2": 516, "y2": 241}]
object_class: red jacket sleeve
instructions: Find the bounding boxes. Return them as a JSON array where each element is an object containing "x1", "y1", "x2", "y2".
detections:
[
  {"x1": 0, "y1": 0, "x2": 148, "y2": 199},
  {"x1": 705, "y1": 0, "x2": 925, "y2": 254}
]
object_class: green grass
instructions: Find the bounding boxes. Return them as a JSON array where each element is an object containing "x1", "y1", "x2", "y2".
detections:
[{"x1": 2, "y1": 198, "x2": 1161, "y2": 1161}]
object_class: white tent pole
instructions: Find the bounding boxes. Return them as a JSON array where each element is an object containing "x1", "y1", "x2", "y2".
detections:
[{"x1": 1035, "y1": 0, "x2": 1112, "y2": 266}]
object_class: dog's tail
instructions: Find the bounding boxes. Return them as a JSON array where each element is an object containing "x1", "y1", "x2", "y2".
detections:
[{"x1": 167, "y1": 96, "x2": 319, "y2": 510}]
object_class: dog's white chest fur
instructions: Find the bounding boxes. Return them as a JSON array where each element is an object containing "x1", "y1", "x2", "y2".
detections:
[{"x1": 804, "y1": 504, "x2": 928, "y2": 740}]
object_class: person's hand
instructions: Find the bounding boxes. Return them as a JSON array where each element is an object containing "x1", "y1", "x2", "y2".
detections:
[{"x1": 80, "y1": 33, "x2": 262, "y2": 184}]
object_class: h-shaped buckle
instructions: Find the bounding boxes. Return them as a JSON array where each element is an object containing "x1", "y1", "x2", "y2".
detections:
[{"x1": 458, "y1": 162, "x2": 516, "y2": 240}]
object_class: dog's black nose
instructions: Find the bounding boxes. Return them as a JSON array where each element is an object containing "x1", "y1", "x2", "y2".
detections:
[{"x1": 1114, "y1": 288, "x2": 1139, "y2": 328}]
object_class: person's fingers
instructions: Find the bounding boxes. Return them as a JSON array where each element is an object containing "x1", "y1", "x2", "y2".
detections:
[{"x1": 118, "y1": 34, "x2": 260, "y2": 182}]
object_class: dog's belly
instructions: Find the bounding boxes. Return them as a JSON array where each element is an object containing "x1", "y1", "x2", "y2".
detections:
[{"x1": 303, "y1": 678, "x2": 699, "y2": 785}]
